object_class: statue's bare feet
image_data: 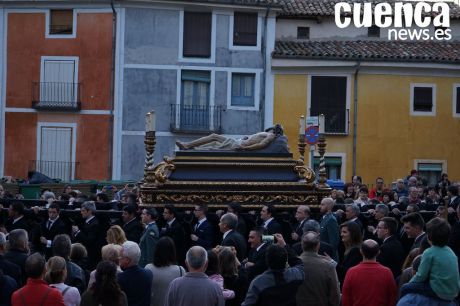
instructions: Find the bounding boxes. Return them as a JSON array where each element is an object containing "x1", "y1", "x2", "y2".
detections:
[{"x1": 176, "y1": 141, "x2": 188, "y2": 150}]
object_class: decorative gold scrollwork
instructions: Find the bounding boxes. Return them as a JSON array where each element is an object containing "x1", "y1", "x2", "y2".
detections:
[
  {"x1": 294, "y1": 160, "x2": 316, "y2": 184},
  {"x1": 145, "y1": 156, "x2": 176, "y2": 187}
]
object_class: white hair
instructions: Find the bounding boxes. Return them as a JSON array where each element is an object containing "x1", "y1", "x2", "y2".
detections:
[
  {"x1": 186, "y1": 246, "x2": 208, "y2": 270},
  {"x1": 121, "y1": 241, "x2": 141, "y2": 265}
]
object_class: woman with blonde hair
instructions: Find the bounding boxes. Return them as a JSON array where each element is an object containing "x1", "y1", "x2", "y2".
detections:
[
  {"x1": 45, "y1": 256, "x2": 81, "y2": 306},
  {"x1": 88, "y1": 244, "x2": 123, "y2": 288},
  {"x1": 106, "y1": 225, "x2": 127, "y2": 245}
]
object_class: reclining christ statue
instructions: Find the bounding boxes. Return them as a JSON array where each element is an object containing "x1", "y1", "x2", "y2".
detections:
[{"x1": 176, "y1": 124, "x2": 285, "y2": 151}]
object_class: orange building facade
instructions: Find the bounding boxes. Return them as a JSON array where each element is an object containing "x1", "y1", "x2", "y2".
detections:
[{"x1": 1, "y1": 7, "x2": 114, "y2": 181}]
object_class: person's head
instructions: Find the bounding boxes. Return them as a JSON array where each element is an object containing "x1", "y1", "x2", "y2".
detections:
[
  {"x1": 153, "y1": 237, "x2": 177, "y2": 267},
  {"x1": 409, "y1": 187, "x2": 418, "y2": 199},
  {"x1": 436, "y1": 206, "x2": 447, "y2": 219},
  {"x1": 295, "y1": 205, "x2": 310, "y2": 222},
  {"x1": 426, "y1": 217, "x2": 450, "y2": 247},
  {"x1": 375, "y1": 177, "x2": 384, "y2": 190},
  {"x1": 47, "y1": 203, "x2": 60, "y2": 221},
  {"x1": 301, "y1": 231, "x2": 320, "y2": 253},
  {"x1": 101, "y1": 244, "x2": 122, "y2": 266},
  {"x1": 45, "y1": 256, "x2": 67, "y2": 284},
  {"x1": 92, "y1": 260, "x2": 124, "y2": 305},
  {"x1": 408, "y1": 176, "x2": 418, "y2": 187},
  {"x1": 8, "y1": 202, "x2": 25, "y2": 218},
  {"x1": 119, "y1": 241, "x2": 141, "y2": 269},
  {"x1": 358, "y1": 187, "x2": 369, "y2": 200},
  {"x1": 345, "y1": 204, "x2": 360, "y2": 220},
  {"x1": 25, "y1": 253, "x2": 46, "y2": 279},
  {"x1": 186, "y1": 246, "x2": 208, "y2": 272},
  {"x1": 81, "y1": 201, "x2": 96, "y2": 219},
  {"x1": 344, "y1": 183, "x2": 355, "y2": 194},
  {"x1": 401, "y1": 212, "x2": 425, "y2": 238},
  {"x1": 227, "y1": 203, "x2": 241, "y2": 215},
  {"x1": 52, "y1": 234, "x2": 72, "y2": 259},
  {"x1": 122, "y1": 205, "x2": 137, "y2": 223},
  {"x1": 352, "y1": 175, "x2": 362, "y2": 185},
  {"x1": 360, "y1": 239, "x2": 380, "y2": 260},
  {"x1": 448, "y1": 185, "x2": 459, "y2": 197},
  {"x1": 64, "y1": 185, "x2": 72, "y2": 194},
  {"x1": 340, "y1": 221, "x2": 363, "y2": 247},
  {"x1": 194, "y1": 204, "x2": 208, "y2": 220},
  {"x1": 428, "y1": 186, "x2": 437, "y2": 197},
  {"x1": 248, "y1": 227, "x2": 265, "y2": 249},
  {"x1": 70, "y1": 243, "x2": 87, "y2": 263},
  {"x1": 219, "y1": 213, "x2": 238, "y2": 233},
  {"x1": 260, "y1": 204, "x2": 275, "y2": 221},
  {"x1": 96, "y1": 193, "x2": 109, "y2": 203},
  {"x1": 374, "y1": 204, "x2": 389, "y2": 220},
  {"x1": 265, "y1": 244, "x2": 287, "y2": 270},
  {"x1": 106, "y1": 225, "x2": 127, "y2": 245},
  {"x1": 377, "y1": 217, "x2": 398, "y2": 240},
  {"x1": 264, "y1": 124, "x2": 284, "y2": 136},
  {"x1": 396, "y1": 179, "x2": 405, "y2": 190},
  {"x1": 320, "y1": 197, "x2": 334, "y2": 215},
  {"x1": 7, "y1": 229, "x2": 28, "y2": 252},
  {"x1": 218, "y1": 247, "x2": 238, "y2": 278},
  {"x1": 42, "y1": 191, "x2": 56, "y2": 202},
  {"x1": 302, "y1": 219, "x2": 320, "y2": 234},
  {"x1": 205, "y1": 250, "x2": 219, "y2": 276},
  {"x1": 406, "y1": 203, "x2": 420, "y2": 213},
  {"x1": 163, "y1": 205, "x2": 177, "y2": 222},
  {"x1": 141, "y1": 208, "x2": 157, "y2": 225}
]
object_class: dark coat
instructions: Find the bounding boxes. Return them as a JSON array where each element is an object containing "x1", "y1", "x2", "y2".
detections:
[
  {"x1": 448, "y1": 221, "x2": 460, "y2": 273},
  {"x1": 117, "y1": 265, "x2": 153, "y2": 306},
  {"x1": 265, "y1": 219, "x2": 283, "y2": 235},
  {"x1": 245, "y1": 243, "x2": 269, "y2": 281},
  {"x1": 37, "y1": 217, "x2": 68, "y2": 258},
  {"x1": 123, "y1": 218, "x2": 144, "y2": 243},
  {"x1": 193, "y1": 219, "x2": 214, "y2": 249},
  {"x1": 73, "y1": 217, "x2": 104, "y2": 270},
  {"x1": 4, "y1": 249, "x2": 28, "y2": 285},
  {"x1": 0, "y1": 255, "x2": 22, "y2": 286},
  {"x1": 377, "y1": 235, "x2": 405, "y2": 278},
  {"x1": 161, "y1": 219, "x2": 186, "y2": 264},
  {"x1": 222, "y1": 230, "x2": 247, "y2": 261},
  {"x1": 337, "y1": 246, "x2": 362, "y2": 285},
  {"x1": 5, "y1": 217, "x2": 29, "y2": 233}
]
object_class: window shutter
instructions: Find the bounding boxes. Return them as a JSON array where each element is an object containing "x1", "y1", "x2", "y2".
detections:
[
  {"x1": 456, "y1": 88, "x2": 460, "y2": 114},
  {"x1": 233, "y1": 12, "x2": 258, "y2": 46},
  {"x1": 183, "y1": 12, "x2": 212, "y2": 58},
  {"x1": 413, "y1": 87, "x2": 433, "y2": 112}
]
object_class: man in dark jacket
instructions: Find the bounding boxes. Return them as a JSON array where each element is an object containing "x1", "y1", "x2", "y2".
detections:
[
  {"x1": 243, "y1": 227, "x2": 269, "y2": 282},
  {"x1": 376, "y1": 217, "x2": 405, "y2": 278},
  {"x1": 220, "y1": 213, "x2": 247, "y2": 261},
  {"x1": 0, "y1": 232, "x2": 22, "y2": 285},
  {"x1": 122, "y1": 205, "x2": 144, "y2": 243},
  {"x1": 4, "y1": 229, "x2": 29, "y2": 285},
  {"x1": 35, "y1": 203, "x2": 67, "y2": 259},
  {"x1": 161, "y1": 205, "x2": 186, "y2": 264}
]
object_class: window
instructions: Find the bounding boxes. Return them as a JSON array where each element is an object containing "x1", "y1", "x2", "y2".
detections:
[
  {"x1": 368, "y1": 25, "x2": 380, "y2": 37},
  {"x1": 297, "y1": 27, "x2": 310, "y2": 39},
  {"x1": 233, "y1": 12, "x2": 258, "y2": 46},
  {"x1": 417, "y1": 163, "x2": 443, "y2": 186},
  {"x1": 183, "y1": 12, "x2": 212, "y2": 58},
  {"x1": 313, "y1": 157, "x2": 342, "y2": 180},
  {"x1": 454, "y1": 86, "x2": 460, "y2": 116},
  {"x1": 310, "y1": 76, "x2": 348, "y2": 134},
  {"x1": 49, "y1": 10, "x2": 73, "y2": 35},
  {"x1": 231, "y1": 73, "x2": 255, "y2": 107},
  {"x1": 411, "y1": 84, "x2": 436, "y2": 115},
  {"x1": 180, "y1": 70, "x2": 211, "y2": 130}
]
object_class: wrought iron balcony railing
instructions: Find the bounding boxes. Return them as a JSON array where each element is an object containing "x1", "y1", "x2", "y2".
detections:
[
  {"x1": 310, "y1": 108, "x2": 350, "y2": 135},
  {"x1": 29, "y1": 160, "x2": 79, "y2": 181},
  {"x1": 170, "y1": 104, "x2": 222, "y2": 133},
  {"x1": 32, "y1": 82, "x2": 82, "y2": 111}
]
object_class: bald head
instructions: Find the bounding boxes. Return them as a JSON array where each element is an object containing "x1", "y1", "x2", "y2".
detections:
[
  {"x1": 360, "y1": 239, "x2": 380, "y2": 260},
  {"x1": 186, "y1": 246, "x2": 208, "y2": 272},
  {"x1": 301, "y1": 232, "x2": 320, "y2": 252},
  {"x1": 320, "y1": 197, "x2": 334, "y2": 215}
]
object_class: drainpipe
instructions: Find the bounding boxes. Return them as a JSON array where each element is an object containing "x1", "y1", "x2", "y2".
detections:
[
  {"x1": 260, "y1": 5, "x2": 270, "y2": 131},
  {"x1": 108, "y1": 0, "x2": 117, "y2": 179},
  {"x1": 352, "y1": 61, "x2": 360, "y2": 176}
]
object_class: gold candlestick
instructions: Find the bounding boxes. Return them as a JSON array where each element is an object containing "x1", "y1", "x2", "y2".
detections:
[
  {"x1": 142, "y1": 131, "x2": 156, "y2": 185},
  {"x1": 317, "y1": 133, "x2": 329, "y2": 188}
]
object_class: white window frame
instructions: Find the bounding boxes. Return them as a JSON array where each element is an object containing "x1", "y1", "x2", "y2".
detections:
[
  {"x1": 410, "y1": 83, "x2": 436, "y2": 116},
  {"x1": 175, "y1": 68, "x2": 215, "y2": 130},
  {"x1": 227, "y1": 69, "x2": 261, "y2": 111},
  {"x1": 36, "y1": 122, "x2": 77, "y2": 180},
  {"x1": 178, "y1": 10, "x2": 216, "y2": 64},
  {"x1": 40, "y1": 56, "x2": 79, "y2": 101},
  {"x1": 229, "y1": 12, "x2": 262, "y2": 51},
  {"x1": 307, "y1": 74, "x2": 351, "y2": 135},
  {"x1": 311, "y1": 152, "x2": 346, "y2": 181},
  {"x1": 453, "y1": 83, "x2": 460, "y2": 118},
  {"x1": 45, "y1": 9, "x2": 77, "y2": 39}
]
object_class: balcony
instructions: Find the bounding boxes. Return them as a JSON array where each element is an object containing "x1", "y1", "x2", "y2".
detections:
[
  {"x1": 32, "y1": 82, "x2": 82, "y2": 111},
  {"x1": 170, "y1": 104, "x2": 222, "y2": 134},
  {"x1": 310, "y1": 108, "x2": 349, "y2": 135},
  {"x1": 29, "y1": 160, "x2": 80, "y2": 181}
]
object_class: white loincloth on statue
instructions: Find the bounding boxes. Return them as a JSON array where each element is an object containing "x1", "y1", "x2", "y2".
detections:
[{"x1": 195, "y1": 138, "x2": 242, "y2": 150}]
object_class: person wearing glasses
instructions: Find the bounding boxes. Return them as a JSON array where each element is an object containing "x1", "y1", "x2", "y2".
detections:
[{"x1": 191, "y1": 204, "x2": 214, "y2": 250}]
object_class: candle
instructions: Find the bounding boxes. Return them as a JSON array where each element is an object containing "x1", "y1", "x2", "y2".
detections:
[
  {"x1": 299, "y1": 115, "x2": 305, "y2": 135},
  {"x1": 319, "y1": 114, "x2": 325, "y2": 134},
  {"x1": 145, "y1": 111, "x2": 156, "y2": 132}
]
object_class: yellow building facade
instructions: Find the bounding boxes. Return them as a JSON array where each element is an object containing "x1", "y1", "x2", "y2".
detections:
[{"x1": 273, "y1": 62, "x2": 460, "y2": 185}]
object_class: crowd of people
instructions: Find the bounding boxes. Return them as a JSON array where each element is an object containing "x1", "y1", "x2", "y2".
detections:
[{"x1": 0, "y1": 171, "x2": 459, "y2": 306}]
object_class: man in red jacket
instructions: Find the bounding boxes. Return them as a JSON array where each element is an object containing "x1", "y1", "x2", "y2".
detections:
[
  {"x1": 342, "y1": 239, "x2": 397, "y2": 306},
  {"x1": 12, "y1": 253, "x2": 65, "y2": 306}
]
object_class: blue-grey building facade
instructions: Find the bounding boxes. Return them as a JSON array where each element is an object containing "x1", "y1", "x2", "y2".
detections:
[{"x1": 113, "y1": 1, "x2": 279, "y2": 180}]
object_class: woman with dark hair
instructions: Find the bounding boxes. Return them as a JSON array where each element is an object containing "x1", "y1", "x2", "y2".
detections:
[
  {"x1": 218, "y1": 247, "x2": 249, "y2": 306},
  {"x1": 337, "y1": 221, "x2": 363, "y2": 285},
  {"x1": 145, "y1": 237, "x2": 185, "y2": 306},
  {"x1": 80, "y1": 261, "x2": 127, "y2": 306},
  {"x1": 344, "y1": 182, "x2": 356, "y2": 200},
  {"x1": 206, "y1": 250, "x2": 235, "y2": 300}
]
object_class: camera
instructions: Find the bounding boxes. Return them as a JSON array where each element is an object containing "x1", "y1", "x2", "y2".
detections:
[{"x1": 261, "y1": 235, "x2": 276, "y2": 244}]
